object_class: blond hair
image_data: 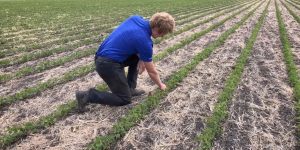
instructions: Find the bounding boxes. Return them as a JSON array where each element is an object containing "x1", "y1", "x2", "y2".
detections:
[{"x1": 150, "y1": 12, "x2": 175, "y2": 35}]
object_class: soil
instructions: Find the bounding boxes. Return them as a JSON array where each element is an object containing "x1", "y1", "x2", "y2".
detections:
[
  {"x1": 2, "y1": 0, "x2": 298, "y2": 149},
  {"x1": 0, "y1": 2, "x2": 256, "y2": 138},
  {"x1": 8, "y1": 2, "x2": 264, "y2": 149}
]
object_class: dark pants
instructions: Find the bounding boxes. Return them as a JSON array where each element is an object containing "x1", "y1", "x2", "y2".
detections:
[{"x1": 87, "y1": 55, "x2": 139, "y2": 106}]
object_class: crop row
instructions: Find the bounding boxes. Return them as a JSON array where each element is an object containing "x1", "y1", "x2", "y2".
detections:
[
  {"x1": 291, "y1": 0, "x2": 300, "y2": 5},
  {"x1": 0, "y1": 0, "x2": 256, "y2": 69},
  {"x1": 0, "y1": 0, "x2": 242, "y2": 46},
  {"x1": 0, "y1": 1, "x2": 204, "y2": 37},
  {"x1": 275, "y1": 0, "x2": 300, "y2": 137},
  {"x1": 197, "y1": 1, "x2": 269, "y2": 149},
  {"x1": 281, "y1": 0, "x2": 300, "y2": 23},
  {"x1": 0, "y1": 0, "x2": 252, "y2": 60},
  {"x1": 0, "y1": 0, "x2": 261, "y2": 148},
  {"x1": 88, "y1": 1, "x2": 264, "y2": 149},
  {"x1": 154, "y1": 0, "x2": 257, "y2": 44},
  {"x1": 0, "y1": 0, "x2": 183, "y2": 36},
  {"x1": 0, "y1": 0, "x2": 244, "y2": 38},
  {"x1": 0, "y1": 0, "x2": 258, "y2": 109},
  {"x1": 0, "y1": 5, "x2": 201, "y2": 47},
  {"x1": 0, "y1": 1, "x2": 245, "y2": 60},
  {"x1": 286, "y1": 0, "x2": 300, "y2": 10},
  {"x1": 0, "y1": 0, "x2": 258, "y2": 84},
  {"x1": 1, "y1": 0, "x2": 255, "y2": 77}
]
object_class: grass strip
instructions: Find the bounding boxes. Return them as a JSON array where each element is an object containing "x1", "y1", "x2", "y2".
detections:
[
  {"x1": 197, "y1": 1, "x2": 269, "y2": 149},
  {"x1": 276, "y1": 0, "x2": 300, "y2": 138},
  {"x1": 153, "y1": 0, "x2": 262, "y2": 62},
  {"x1": 0, "y1": 0, "x2": 254, "y2": 68},
  {"x1": 154, "y1": 0, "x2": 258, "y2": 44},
  {"x1": 88, "y1": 2, "x2": 262, "y2": 149},
  {"x1": 0, "y1": 1, "x2": 260, "y2": 148}
]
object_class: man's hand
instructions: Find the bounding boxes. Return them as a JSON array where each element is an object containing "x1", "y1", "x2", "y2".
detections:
[
  {"x1": 159, "y1": 83, "x2": 167, "y2": 90},
  {"x1": 138, "y1": 61, "x2": 146, "y2": 74}
]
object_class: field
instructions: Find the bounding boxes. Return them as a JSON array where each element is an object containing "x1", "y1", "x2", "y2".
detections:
[{"x1": 0, "y1": 0, "x2": 299, "y2": 149}]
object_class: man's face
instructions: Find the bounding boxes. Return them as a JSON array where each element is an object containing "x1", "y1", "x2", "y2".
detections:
[{"x1": 152, "y1": 28, "x2": 166, "y2": 39}]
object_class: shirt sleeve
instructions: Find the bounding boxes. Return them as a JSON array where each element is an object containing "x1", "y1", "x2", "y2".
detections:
[{"x1": 135, "y1": 37, "x2": 153, "y2": 62}]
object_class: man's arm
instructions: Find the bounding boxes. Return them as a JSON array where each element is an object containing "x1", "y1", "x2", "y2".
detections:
[{"x1": 143, "y1": 61, "x2": 166, "y2": 90}]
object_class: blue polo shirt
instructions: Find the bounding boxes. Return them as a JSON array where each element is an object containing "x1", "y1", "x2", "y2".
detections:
[{"x1": 96, "y1": 15, "x2": 153, "y2": 63}]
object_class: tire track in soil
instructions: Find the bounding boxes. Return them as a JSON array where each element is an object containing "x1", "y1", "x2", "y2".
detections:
[
  {"x1": 0, "y1": 3, "x2": 251, "y2": 97},
  {"x1": 7, "y1": 2, "x2": 264, "y2": 150},
  {"x1": 279, "y1": 0, "x2": 300, "y2": 73},
  {"x1": 212, "y1": 1, "x2": 296, "y2": 149},
  {"x1": 0, "y1": 2, "x2": 259, "y2": 137},
  {"x1": 113, "y1": 2, "x2": 267, "y2": 150}
]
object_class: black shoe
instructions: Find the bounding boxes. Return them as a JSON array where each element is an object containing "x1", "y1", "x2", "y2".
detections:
[
  {"x1": 130, "y1": 88, "x2": 145, "y2": 97},
  {"x1": 75, "y1": 91, "x2": 89, "y2": 113}
]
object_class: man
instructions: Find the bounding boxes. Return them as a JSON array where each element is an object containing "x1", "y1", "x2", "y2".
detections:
[{"x1": 76, "y1": 12, "x2": 175, "y2": 111}]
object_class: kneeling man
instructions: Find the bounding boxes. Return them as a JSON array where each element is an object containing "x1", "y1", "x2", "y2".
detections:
[{"x1": 76, "y1": 12, "x2": 175, "y2": 111}]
